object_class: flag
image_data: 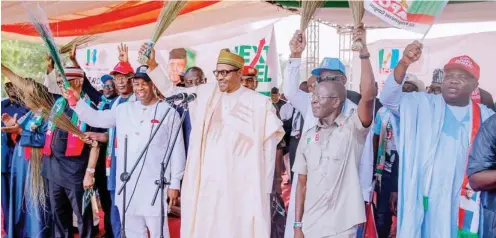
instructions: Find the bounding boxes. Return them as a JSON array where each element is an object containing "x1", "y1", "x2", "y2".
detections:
[{"x1": 364, "y1": 0, "x2": 448, "y2": 34}]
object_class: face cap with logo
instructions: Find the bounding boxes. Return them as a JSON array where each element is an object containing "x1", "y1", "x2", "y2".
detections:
[
  {"x1": 110, "y1": 62, "x2": 135, "y2": 76},
  {"x1": 242, "y1": 66, "x2": 258, "y2": 77},
  {"x1": 134, "y1": 65, "x2": 151, "y2": 82},
  {"x1": 311, "y1": 57, "x2": 346, "y2": 76},
  {"x1": 443, "y1": 55, "x2": 480, "y2": 81}
]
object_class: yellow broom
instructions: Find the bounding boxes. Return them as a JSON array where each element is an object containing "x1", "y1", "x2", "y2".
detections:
[
  {"x1": 349, "y1": 0, "x2": 365, "y2": 51},
  {"x1": 139, "y1": 1, "x2": 188, "y2": 64},
  {"x1": 299, "y1": 1, "x2": 325, "y2": 42},
  {"x1": 59, "y1": 35, "x2": 100, "y2": 54}
]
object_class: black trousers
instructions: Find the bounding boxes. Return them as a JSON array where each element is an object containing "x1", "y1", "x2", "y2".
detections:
[
  {"x1": 288, "y1": 136, "x2": 300, "y2": 182},
  {"x1": 95, "y1": 174, "x2": 113, "y2": 237},
  {"x1": 48, "y1": 179, "x2": 93, "y2": 238},
  {"x1": 374, "y1": 174, "x2": 394, "y2": 238}
]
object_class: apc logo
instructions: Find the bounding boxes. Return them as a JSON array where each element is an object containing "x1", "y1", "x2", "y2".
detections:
[
  {"x1": 86, "y1": 49, "x2": 98, "y2": 66},
  {"x1": 378, "y1": 48, "x2": 400, "y2": 74}
]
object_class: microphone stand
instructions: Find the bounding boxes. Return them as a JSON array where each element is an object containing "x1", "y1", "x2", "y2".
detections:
[
  {"x1": 117, "y1": 106, "x2": 172, "y2": 236},
  {"x1": 117, "y1": 107, "x2": 172, "y2": 195},
  {"x1": 151, "y1": 102, "x2": 190, "y2": 238},
  {"x1": 121, "y1": 135, "x2": 128, "y2": 238}
]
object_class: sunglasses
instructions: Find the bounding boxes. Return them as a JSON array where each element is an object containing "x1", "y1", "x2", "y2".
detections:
[{"x1": 103, "y1": 83, "x2": 114, "y2": 89}]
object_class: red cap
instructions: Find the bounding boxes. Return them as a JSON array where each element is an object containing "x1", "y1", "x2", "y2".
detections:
[
  {"x1": 110, "y1": 62, "x2": 135, "y2": 76},
  {"x1": 242, "y1": 66, "x2": 258, "y2": 76},
  {"x1": 444, "y1": 55, "x2": 480, "y2": 80}
]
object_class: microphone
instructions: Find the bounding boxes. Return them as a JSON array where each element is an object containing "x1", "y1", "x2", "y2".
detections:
[
  {"x1": 165, "y1": 92, "x2": 187, "y2": 102},
  {"x1": 181, "y1": 93, "x2": 197, "y2": 104}
]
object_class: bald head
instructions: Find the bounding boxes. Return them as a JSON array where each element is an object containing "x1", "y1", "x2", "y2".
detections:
[{"x1": 311, "y1": 80, "x2": 346, "y2": 119}]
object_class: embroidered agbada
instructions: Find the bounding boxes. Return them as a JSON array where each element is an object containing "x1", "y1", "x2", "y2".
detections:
[
  {"x1": 380, "y1": 73, "x2": 494, "y2": 238},
  {"x1": 147, "y1": 66, "x2": 284, "y2": 238}
]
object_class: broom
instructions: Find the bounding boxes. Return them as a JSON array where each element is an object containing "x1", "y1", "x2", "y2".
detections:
[
  {"x1": 299, "y1": 1, "x2": 324, "y2": 42},
  {"x1": 138, "y1": 1, "x2": 188, "y2": 64},
  {"x1": 59, "y1": 35, "x2": 100, "y2": 54},
  {"x1": 1, "y1": 65, "x2": 85, "y2": 139},
  {"x1": 349, "y1": 0, "x2": 365, "y2": 51},
  {"x1": 24, "y1": 4, "x2": 79, "y2": 106}
]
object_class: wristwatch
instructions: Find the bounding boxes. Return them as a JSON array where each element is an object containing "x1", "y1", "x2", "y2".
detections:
[
  {"x1": 293, "y1": 221, "x2": 303, "y2": 228},
  {"x1": 86, "y1": 168, "x2": 95, "y2": 174},
  {"x1": 359, "y1": 52, "x2": 370, "y2": 59}
]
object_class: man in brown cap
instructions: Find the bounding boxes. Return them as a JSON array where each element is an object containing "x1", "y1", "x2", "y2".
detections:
[
  {"x1": 168, "y1": 48, "x2": 187, "y2": 85},
  {"x1": 143, "y1": 45, "x2": 284, "y2": 238}
]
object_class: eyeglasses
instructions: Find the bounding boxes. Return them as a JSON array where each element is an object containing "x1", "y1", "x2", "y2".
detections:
[
  {"x1": 311, "y1": 93, "x2": 338, "y2": 100},
  {"x1": 317, "y1": 75, "x2": 346, "y2": 83},
  {"x1": 213, "y1": 69, "x2": 239, "y2": 77}
]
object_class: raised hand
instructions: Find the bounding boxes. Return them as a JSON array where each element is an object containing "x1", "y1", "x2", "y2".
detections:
[
  {"x1": 1, "y1": 113, "x2": 17, "y2": 127},
  {"x1": 118, "y1": 43, "x2": 129, "y2": 63},
  {"x1": 352, "y1": 23, "x2": 367, "y2": 53},
  {"x1": 289, "y1": 30, "x2": 306, "y2": 58},
  {"x1": 46, "y1": 53, "x2": 55, "y2": 74},
  {"x1": 139, "y1": 43, "x2": 158, "y2": 70},
  {"x1": 70, "y1": 44, "x2": 80, "y2": 68},
  {"x1": 400, "y1": 41, "x2": 423, "y2": 66}
]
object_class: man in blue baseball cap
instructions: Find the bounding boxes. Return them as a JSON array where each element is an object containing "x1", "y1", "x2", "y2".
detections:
[
  {"x1": 284, "y1": 26, "x2": 378, "y2": 238},
  {"x1": 100, "y1": 75, "x2": 117, "y2": 103}
]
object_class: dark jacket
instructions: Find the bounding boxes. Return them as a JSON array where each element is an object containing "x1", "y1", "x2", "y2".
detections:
[{"x1": 468, "y1": 114, "x2": 496, "y2": 237}]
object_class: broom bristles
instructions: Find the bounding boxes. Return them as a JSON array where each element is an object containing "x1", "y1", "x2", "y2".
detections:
[
  {"x1": 151, "y1": 1, "x2": 188, "y2": 43},
  {"x1": 59, "y1": 35, "x2": 100, "y2": 54},
  {"x1": 348, "y1": 0, "x2": 365, "y2": 51},
  {"x1": 300, "y1": 1, "x2": 324, "y2": 32},
  {"x1": 24, "y1": 4, "x2": 68, "y2": 86}
]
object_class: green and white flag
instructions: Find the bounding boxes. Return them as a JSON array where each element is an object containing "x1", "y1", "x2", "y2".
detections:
[{"x1": 364, "y1": 0, "x2": 448, "y2": 34}]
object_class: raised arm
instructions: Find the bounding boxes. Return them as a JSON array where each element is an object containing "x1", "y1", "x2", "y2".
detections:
[
  {"x1": 144, "y1": 45, "x2": 194, "y2": 97},
  {"x1": 42, "y1": 54, "x2": 62, "y2": 95},
  {"x1": 380, "y1": 41, "x2": 423, "y2": 116},
  {"x1": 72, "y1": 97, "x2": 117, "y2": 129},
  {"x1": 284, "y1": 31, "x2": 310, "y2": 116},
  {"x1": 354, "y1": 26, "x2": 376, "y2": 128}
]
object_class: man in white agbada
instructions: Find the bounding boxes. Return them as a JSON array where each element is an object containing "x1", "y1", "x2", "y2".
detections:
[
  {"x1": 142, "y1": 45, "x2": 284, "y2": 238},
  {"x1": 283, "y1": 29, "x2": 375, "y2": 238},
  {"x1": 70, "y1": 65, "x2": 186, "y2": 238},
  {"x1": 380, "y1": 41, "x2": 494, "y2": 237}
]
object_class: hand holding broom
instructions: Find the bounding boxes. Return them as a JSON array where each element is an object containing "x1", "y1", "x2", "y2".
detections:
[
  {"x1": 289, "y1": 30, "x2": 306, "y2": 58},
  {"x1": 352, "y1": 24, "x2": 368, "y2": 54},
  {"x1": 349, "y1": 0, "x2": 365, "y2": 51},
  {"x1": 138, "y1": 1, "x2": 188, "y2": 65}
]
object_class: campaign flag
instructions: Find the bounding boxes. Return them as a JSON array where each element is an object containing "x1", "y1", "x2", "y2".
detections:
[{"x1": 364, "y1": 0, "x2": 448, "y2": 34}]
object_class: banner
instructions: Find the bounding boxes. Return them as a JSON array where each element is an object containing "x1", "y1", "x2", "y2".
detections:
[
  {"x1": 364, "y1": 0, "x2": 448, "y2": 34},
  {"x1": 76, "y1": 24, "x2": 280, "y2": 96},
  {"x1": 350, "y1": 31, "x2": 496, "y2": 97}
]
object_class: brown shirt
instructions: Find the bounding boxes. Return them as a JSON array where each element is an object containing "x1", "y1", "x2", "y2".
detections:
[{"x1": 292, "y1": 109, "x2": 369, "y2": 237}]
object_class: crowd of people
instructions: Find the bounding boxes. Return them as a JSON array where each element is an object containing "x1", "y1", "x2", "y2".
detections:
[{"x1": 1, "y1": 25, "x2": 496, "y2": 238}]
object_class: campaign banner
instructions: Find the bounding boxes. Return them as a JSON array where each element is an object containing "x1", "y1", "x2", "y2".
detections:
[
  {"x1": 364, "y1": 0, "x2": 448, "y2": 34},
  {"x1": 76, "y1": 24, "x2": 280, "y2": 96},
  {"x1": 350, "y1": 31, "x2": 496, "y2": 97}
]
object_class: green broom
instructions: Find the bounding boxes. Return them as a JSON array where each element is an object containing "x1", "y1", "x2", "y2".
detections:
[{"x1": 139, "y1": 1, "x2": 188, "y2": 64}]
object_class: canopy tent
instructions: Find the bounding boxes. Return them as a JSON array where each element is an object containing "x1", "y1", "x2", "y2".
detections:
[
  {"x1": 269, "y1": 1, "x2": 496, "y2": 27},
  {"x1": 3, "y1": 1, "x2": 496, "y2": 45},
  {"x1": 1, "y1": 1, "x2": 291, "y2": 44}
]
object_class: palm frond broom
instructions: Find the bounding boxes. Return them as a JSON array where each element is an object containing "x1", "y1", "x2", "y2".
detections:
[
  {"x1": 349, "y1": 0, "x2": 365, "y2": 51},
  {"x1": 299, "y1": 1, "x2": 325, "y2": 42},
  {"x1": 139, "y1": 1, "x2": 188, "y2": 64},
  {"x1": 59, "y1": 35, "x2": 100, "y2": 54}
]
